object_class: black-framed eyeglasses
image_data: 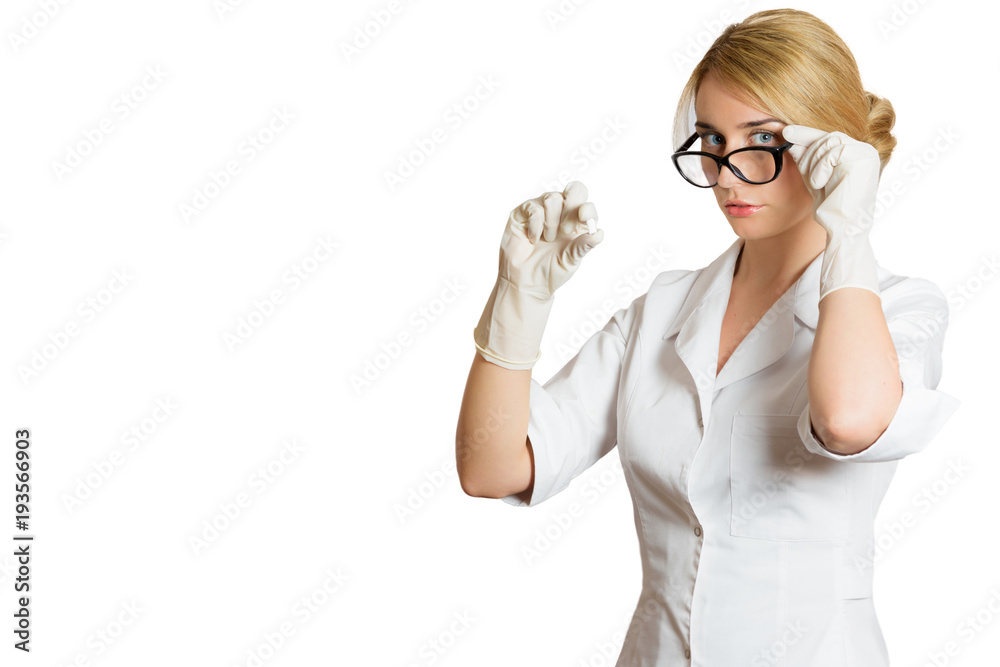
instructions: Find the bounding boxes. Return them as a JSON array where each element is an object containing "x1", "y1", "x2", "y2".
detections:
[{"x1": 671, "y1": 132, "x2": 793, "y2": 187}]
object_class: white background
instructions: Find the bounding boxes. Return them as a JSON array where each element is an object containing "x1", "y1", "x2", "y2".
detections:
[{"x1": 1, "y1": 0, "x2": 997, "y2": 665}]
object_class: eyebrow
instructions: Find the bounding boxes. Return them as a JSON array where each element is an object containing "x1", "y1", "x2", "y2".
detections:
[{"x1": 694, "y1": 118, "x2": 784, "y2": 131}]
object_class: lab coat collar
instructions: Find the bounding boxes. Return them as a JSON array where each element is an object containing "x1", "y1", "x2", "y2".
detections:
[{"x1": 660, "y1": 237, "x2": 824, "y2": 398}]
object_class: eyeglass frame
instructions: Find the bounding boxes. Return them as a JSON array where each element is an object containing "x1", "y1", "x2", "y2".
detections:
[{"x1": 671, "y1": 132, "x2": 794, "y2": 188}]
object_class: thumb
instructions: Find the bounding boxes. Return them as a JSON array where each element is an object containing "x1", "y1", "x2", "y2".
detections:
[
  {"x1": 782, "y1": 124, "x2": 827, "y2": 147},
  {"x1": 564, "y1": 228, "x2": 604, "y2": 266},
  {"x1": 787, "y1": 144, "x2": 806, "y2": 165}
]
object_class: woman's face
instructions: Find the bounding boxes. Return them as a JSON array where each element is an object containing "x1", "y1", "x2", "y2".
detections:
[{"x1": 693, "y1": 70, "x2": 815, "y2": 240}]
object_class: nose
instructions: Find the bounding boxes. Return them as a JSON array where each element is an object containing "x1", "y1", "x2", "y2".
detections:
[{"x1": 714, "y1": 161, "x2": 744, "y2": 189}]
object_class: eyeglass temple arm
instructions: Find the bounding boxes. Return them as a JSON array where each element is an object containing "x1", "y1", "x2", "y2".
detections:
[{"x1": 674, "y1": 132, "x2": 699, "y2": 153}]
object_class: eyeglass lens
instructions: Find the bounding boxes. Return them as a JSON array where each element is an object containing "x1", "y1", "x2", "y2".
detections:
[{"x1": 675, "y1": 148, "x2": 775, "y2": 186}]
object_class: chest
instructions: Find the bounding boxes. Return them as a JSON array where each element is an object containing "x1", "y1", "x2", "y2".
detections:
[
  {"x1": 717, "y1": 284, "x2": 781, "y2": 376},
  {"x1": 617, "y1": 280, "x2": 817, "y2": 494}
]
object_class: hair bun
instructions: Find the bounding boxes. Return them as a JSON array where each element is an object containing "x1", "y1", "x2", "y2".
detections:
[{"x1": 865, "y1": 91, "x2": 897, "y2": 171}]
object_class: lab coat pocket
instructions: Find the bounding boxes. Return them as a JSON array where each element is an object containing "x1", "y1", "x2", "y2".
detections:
[{"x1": 730, "y1": 414, "x2": 851, "y2": 542}]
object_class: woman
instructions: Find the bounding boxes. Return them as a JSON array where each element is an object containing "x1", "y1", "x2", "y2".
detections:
[{"x1": 456, "y1": 8, "x2": 960, "y2": 666}]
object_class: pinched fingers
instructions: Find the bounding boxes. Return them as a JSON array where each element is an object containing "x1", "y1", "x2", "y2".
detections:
[
  {"x1": 562, "y1": 181, "x2": 589, "y2": 219},
  {"x1": 577, "y1": 202, "x2": 597, "y2": 231},
  {"x1": 509, "y1": 182, "x2": 595, "y2": 246},
  {"x1": 506, "y1": 199, "x2": 540, "y2": 244},
  {"x1": 541, "y1": 191, "x2": 564, "y2": 242}
]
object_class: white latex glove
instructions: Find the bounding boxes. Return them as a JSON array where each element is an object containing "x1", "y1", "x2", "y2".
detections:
[
  {"x1": 473, "y1": 181, "x2": 604, "y2": 370},
  {"x1": 783, "y1": 124, "x2": 882, "y2": 303}
]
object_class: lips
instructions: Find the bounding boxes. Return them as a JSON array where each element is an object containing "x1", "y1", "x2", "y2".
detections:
[{"x1": 724, "y1": 200, "x2": 763, "y2": 217}]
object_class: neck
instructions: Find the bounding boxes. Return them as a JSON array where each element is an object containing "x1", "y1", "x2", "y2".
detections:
[{"x1": 733, "y1": 219, "x2": 827, "y2": 296}]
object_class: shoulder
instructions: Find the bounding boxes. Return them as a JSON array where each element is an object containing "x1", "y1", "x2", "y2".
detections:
[
  {"x1": 875, "y1": 267, "x2": 956, "y2": 389},
  {"x1": 650, "y1": 266, "x2": 702, "y2": 290},
  {"x1": 876, "y1": 265, "x2": 951, "y2": 325},
  {"x1": 627, "y1": 267, "x2": 701, "y2": 312},
  {"x1": 610, "y1": 266, "x2": 702, "y2": 340}
]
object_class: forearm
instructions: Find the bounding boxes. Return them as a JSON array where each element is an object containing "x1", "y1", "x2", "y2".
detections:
[
  {"x1": 807, "y1": 286, "x2": 902, "y2": 454},
  {"x1": 455, "y1": 352, "x2": 532, "y2": 498}
]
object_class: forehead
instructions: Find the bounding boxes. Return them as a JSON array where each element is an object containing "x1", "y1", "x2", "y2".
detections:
[{"x1": 694, "y1": 71, "x2": 773, "y2": 125}]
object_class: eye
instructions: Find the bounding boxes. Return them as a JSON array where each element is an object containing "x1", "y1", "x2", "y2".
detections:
[
  {"x1": 699, "y1": 132, "x2": 723, "y2": 146},
  {"x1": 752, "y1": 130, "x2": 777, "y2": 144}
]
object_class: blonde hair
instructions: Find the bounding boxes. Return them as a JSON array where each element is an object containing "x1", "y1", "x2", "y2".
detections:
[{"x1": 672, "y1": 8, "x2": 896, "y2": 174}]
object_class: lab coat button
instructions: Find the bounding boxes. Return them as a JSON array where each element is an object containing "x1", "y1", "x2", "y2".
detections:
[
  {"x1": 694, "y1": 525, "x2": 702, "y2": 537},
  {"x1": 684, "y1": 648, "x2": 691, "y2": 658},
  {"x1": 697, "y1": 417, "x2": 703, "y2": 427}
]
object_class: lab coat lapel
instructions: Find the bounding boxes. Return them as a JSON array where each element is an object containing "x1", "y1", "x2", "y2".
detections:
[
  {"x1": 661, "y1": 238, "x2": 823, "y2": 426},
  {"x1": 659, "y1": 238, "x2": 741, "y2": 428}
]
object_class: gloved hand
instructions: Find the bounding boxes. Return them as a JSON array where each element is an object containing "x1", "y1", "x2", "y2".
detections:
[
  {"x1": 783, "y1": 124, "x2": 882, "y2": 303},
  {"x1": 473, "y1": 181, "x2": 604, "y2": 370}
]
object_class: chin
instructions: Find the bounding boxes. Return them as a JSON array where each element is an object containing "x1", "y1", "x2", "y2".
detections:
[{"x1": 725, "y1": 220, "x2": 785, "y2": 242}]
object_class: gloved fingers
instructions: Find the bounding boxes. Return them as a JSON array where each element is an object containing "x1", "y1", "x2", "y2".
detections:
[
  {"x1": 786, "y1": 126, "x2": 880, "y2": 190},
  {"x1": 787, "y1": 143, "x2": 806, "y2": 165},
  {"x1": 562, "y1": 181, "x2": 589, "y2": 222},
  {"x1": 541, "y1": 191, "x2": 564, "y2": 243},
  {"x1": 501, "y1": 204, "x2": 533, "y2": 267},
  {"x1": 577, "y1": 202, "x2": 597, "y2": 233},
  {"x1": 837, "y1": 133, "x2": 881, "y2": 166},
  {"x1": 813, "y1": 133, "x2": 881, "y2": 197},
  {"x1": 786, "y1": 129, "x2": 842, "y2": 191},
  {"x1": 507, "y1": 203, "x2": 528, "y2": 241},
  {"x1": 802, "y1": 139, "x2": 845, "y2": 191},
  {"x1": 788, "y1": 126, "x2": 877, "y2": 165},
  {"x1": 781, "y1": 124, "x2": 827, "y2": 150},
  {"x1": 508, "y1": 200, "x2": 533, "y2": 241},
  {"x1": 523, "y1": 201, "x2": 544, "y2": 244},
  {"x1": 784, "y1": 124, "x2": 833, "y2": 189},
  {"x1": 564, "y1": 226, "x2": 604, "y2": 266}
]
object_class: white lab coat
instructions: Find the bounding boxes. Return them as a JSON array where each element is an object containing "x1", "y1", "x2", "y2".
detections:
[{"x1": 500, "y1": 236, "x2": 961, "y2": 666}]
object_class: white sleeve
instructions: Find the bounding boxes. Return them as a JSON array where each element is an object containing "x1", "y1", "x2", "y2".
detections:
[
  {"x1": 796, "y1": 277, "x2": 961, "y2": 462},
  {"x1": 501, "y1": 295, "x2": 641, "y2": 507}
]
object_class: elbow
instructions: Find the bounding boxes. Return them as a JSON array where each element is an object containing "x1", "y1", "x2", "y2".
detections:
[
  {"x1": 455, "y1": 443, "x2": 493, "y2": 499},
  {"x1": 455, "y1": 428, "x2": 532, "y2": 500},
  {"x1": 811, "y1": 378, "x2": 902, "y2": 456},
  {"x1": 456, "y1": 453, "x2": 479, "y2": 497},
  {"x1": 458, "y1": 474, "x2": 505, "y2": 500},
  {"x1": 455, "y1": 453, "x2": 523, "y2": 501},
  {"x1": 457, "y1": 467, "x2": 487, "y2": 498},
  {"x1": 814, "y1": 408, "x2": 894, "y2": 456},
  {"x1": 455, "y1": 431, "x2": 480, "y2": 497}
]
